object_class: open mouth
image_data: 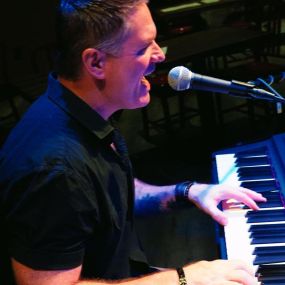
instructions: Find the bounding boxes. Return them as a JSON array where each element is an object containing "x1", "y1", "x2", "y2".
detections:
[
  {"x1": 140, "y1": 65, "x2": 156, "y2": 91},
  {"x1": 141, "y1": 76, "x2": 151, "y2": 91},
  {"x1": 144, "y1": 64, "x2": 156, "y2": 76}
]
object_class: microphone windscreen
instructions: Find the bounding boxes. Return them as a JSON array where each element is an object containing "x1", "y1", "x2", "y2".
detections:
[{"x1": 168, "y1": 66, "x2": 192, "y2": 91}]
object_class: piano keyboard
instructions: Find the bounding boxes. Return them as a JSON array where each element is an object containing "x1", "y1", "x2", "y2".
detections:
[{"x1": 213, "y1": 135, "x2": 285, "y2": 285}]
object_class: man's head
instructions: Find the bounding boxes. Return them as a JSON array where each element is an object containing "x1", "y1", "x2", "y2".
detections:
[
  {"x1": 55, "y1": 0, "x2": 148, "y2": 80},
  {"x1": 56, "y1": 0, "x2": 165, "y2": 118}
]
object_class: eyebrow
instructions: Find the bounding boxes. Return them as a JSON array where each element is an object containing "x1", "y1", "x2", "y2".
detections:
[{"x1": 141, "y1": 29, "x2": 157, "y2": 47}]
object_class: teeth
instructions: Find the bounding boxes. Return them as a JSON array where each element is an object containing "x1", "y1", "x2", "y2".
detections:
[
  {"x1": 141, "y1": 77, "x2": 150, "y2": 90},
  {"x1": 141, "y1": 76, "x2": 147, "y2": 83}
]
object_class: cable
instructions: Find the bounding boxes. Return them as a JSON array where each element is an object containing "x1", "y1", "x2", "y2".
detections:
[{"x1": 254, "y1": 76, "x2": 285, "y2": 113}]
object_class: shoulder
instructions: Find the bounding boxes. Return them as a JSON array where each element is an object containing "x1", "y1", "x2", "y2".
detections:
[{"x1": 0, "y1": 100, "x2": 99, "y2": 180}]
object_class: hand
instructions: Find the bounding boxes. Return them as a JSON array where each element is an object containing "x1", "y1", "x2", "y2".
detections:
[
  {"x1": 188, "y1": 183, "x2": 266, "y2": 225},
  {"x1": 184, "y1": 259, "x2": 259, "y2": 285}
]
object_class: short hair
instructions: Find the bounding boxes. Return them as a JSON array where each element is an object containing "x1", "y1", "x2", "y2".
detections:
[{"x1": 55, "y1": 0, "x2": 148, "y2": 80}]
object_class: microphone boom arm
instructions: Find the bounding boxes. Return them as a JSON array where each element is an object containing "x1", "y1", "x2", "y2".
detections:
[
  {"x1": 168, "y1": 66, "x2": 285, "y2": 104},
  {"x1": 229, "y1": 80, "x2": 285, "y2": 103}
]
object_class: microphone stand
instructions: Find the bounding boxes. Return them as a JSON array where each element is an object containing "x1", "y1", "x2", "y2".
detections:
[
  {"x1": 248, "y1": 71, "x2": 285, "y2": 113},
  {"x1": 248, "y1": 71, "x2": 285, "y2": 104}
]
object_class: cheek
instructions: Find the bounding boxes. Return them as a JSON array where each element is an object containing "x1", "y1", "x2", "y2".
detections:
[
  {"x1": 113, "y1": 58, "x2": 149, "y2": 92},
  {"x1": 132, "y1": 57, "x2": 150, "y2": 76},
  {"x1": 129, "y1": 66, "x2": 145, "y2": 79},
  {"x1": 123, "y1": 69, "x2": 143, "y2": 89}
]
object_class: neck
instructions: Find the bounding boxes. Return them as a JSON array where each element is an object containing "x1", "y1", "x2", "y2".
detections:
[{"x1": 58, "y1": 76, "x2": 115, "y2": 120}]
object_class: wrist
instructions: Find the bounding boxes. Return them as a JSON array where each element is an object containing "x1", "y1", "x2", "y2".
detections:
[
  {"x1": 176, "y1": 267, "x2": 188, "y2": 285},
  {"x1": 175, "y1": 181, "x2": 195, "y2": 202}
]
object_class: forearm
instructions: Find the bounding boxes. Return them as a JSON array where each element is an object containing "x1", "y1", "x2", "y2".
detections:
[
  {"x1": 76, "y1": 269, "x2": 178, "y2": 285},
  {"x1": 77, "y1": 259, "x2": 259, "y2": 285},
  {"x1": 13, "y1": 256, "x2": 258, "y2": 285},
  {"x1": 13, "y1": 258, "x2": 178, "y2": 285},
  {"x1": 134, "y1": 178, "x2": 177, "y2": 215}
]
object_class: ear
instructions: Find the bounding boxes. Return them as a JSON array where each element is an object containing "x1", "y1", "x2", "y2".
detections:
[{"x1": 82, "y1": 48, "x2": 106, "y2": 79}]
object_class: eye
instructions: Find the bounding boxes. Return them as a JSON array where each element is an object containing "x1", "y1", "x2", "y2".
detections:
[
  {"x1": 136, "y1": 46, "x2": 148, "y2": 56},
  {"x1": 136, "y1": 40, "x2": 155, "y2": 56}
]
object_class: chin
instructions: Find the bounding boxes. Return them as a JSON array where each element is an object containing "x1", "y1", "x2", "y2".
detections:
[
  {"x1": 125, "y1": 91, "x2": 150, "y2": 110},
  {"x1": 138, "y1": 92, "x2": 151, "y2": 107}
]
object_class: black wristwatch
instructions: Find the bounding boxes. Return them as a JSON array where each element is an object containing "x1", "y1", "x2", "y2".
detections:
[{"x1": 176, "y1": 267, "x2": 188, "y2": 285}]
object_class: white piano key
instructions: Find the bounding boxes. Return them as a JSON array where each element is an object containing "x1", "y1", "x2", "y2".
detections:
[
  {"x1": 216, "y1": 154, "x2": 239, "y2": 185},
  {"x1": 215, "y1": 152, "x2": 285, "y2": 281}
]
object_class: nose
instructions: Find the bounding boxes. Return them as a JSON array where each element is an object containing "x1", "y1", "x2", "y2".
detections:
[{"x1": 151, "y1": 41, "x2": 166, "y2": 63}]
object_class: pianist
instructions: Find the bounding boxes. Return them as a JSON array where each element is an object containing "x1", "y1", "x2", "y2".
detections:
[{"x1": 0, "y1": 0, "x2": 266, "y2": 284}]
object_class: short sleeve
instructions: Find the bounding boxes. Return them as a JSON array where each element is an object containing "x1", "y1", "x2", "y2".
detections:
[{"x1": 5, "y1": 164, "x2": 99, "y2": 270}]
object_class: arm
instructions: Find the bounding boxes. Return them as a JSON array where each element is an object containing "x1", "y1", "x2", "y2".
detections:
[
  {"x1": 12, "y1": 259, "x2": 177, "y2": 285},
  {"x1": 134, "y1": 178, "x2": 177, "y2": 215},
  {"x1": 12, "y1": 258, "x2": 259, "y2": 285},
  {"x1": 134, "y1": 179, "x2": 266, "y2": 225},
  {"x1": 12, "y1": 259, "x2": 82, "y2": 285}
]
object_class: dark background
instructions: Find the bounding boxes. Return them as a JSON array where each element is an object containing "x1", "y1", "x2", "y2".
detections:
[{"x1": 1, "y1": 0, "x2": 285, "y2": 268}]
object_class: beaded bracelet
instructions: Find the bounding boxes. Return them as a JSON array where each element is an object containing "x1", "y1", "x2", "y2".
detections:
[
  {"x1": 176, "y1": 267, "x2": 187, "y2": 285},
  {"x1": 175, "y1": 181, "x2": 195, "y2": 202}
]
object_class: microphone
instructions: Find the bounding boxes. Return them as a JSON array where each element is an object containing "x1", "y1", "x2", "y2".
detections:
[{"x1": 168, "y1": 66, "x2": 285, "y2": 102}]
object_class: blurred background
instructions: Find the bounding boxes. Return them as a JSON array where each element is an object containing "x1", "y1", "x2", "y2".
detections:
[{"x1": 1, "y1": 0, "x2": 285, "y2": 268}]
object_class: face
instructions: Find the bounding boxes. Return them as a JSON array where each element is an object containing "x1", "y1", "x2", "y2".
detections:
[{"x1": 103, "y1": 3, "x2": 165, "y2": 114}]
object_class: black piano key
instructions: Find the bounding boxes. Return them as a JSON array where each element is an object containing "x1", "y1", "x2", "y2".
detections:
[
  {"x1": 254, "y1": 246, "x2": 285, "y2": 255},
  {"x1": 234, "y1": 147, "x2": 268, "y2": 158},
  {"x1": 262, "y1": 279, "x2": 285, "y2": 285},
  {"x1": 253, "y1": 246, "x2": 285, "y2": 255},
  {"x1": 251, "y1": 231, "x2": 285, "y2": 238},
  {"x1": 246, "y1": 209, "x2": 285, "y2": 217},
  {"x1": 244, "y1": 202, "x2": 282, "y2": 210},
  {"x1": 250, "y1": 227, "x2": 285, "y2": 235},
  {"x1": 250, "y1": 223, "x2": 285, "y2": 233},
  {"x1": 238, "y1": 165, "x2": 272, "y2": 175},
  {"x1": 241, "y1": 180, "x2": 277, "y2": 188},
  {"x1": 235, "y1": 156, "x2": 269, "y2": 167},
  {"x1": 259, "y1": 192, "x2": 281, "y2": 203},
  {"x1": 243, "y1": 199, "x2": 283, "y2": 209},
  {"x1": 238, "y1": 166, "x2": 273, "y2": 180},
  {"x1": 256, "y1": 200, "x2": 283, "y2": 208},
  {"x1": 262, "y1": 191, "x2": 282, "y2": 200},
  {"x1": 241, "y1": 180, "x2": 278, "y2": 193},
  {"x1": 258, "y1": 264, "x2": 285, "y2": 283},
  {"x1": 263, "y1": 191, "x2": 281, "y2": 197},
  {"x1": 254, "y1": 253, "x2": 285, "y2": 265},
  {"x1": 251, "y1": 235, "x2": 285, "y2": 244},
  {"x1": 263, "y1": 196, "x2": 282, "y2": 202},
  {"x1": 261, "y1": 278, "x2": 285, "y2": 284},
  {"x1": 258, "y1": 264, "x2": 285, "y2": 275},
  {"x1": 261, "y1": 192, "x2": 282, "y2": 200},
  {"x1": 260, "y1": 197, "x2": 283, "y2": 203},
  {"x1": 246, "y1": 209, "x2": 285, "y2": 223},
  {"x1": 239, "y1": 173, "x2": 274, "y2": 181},
  {"x1": 259, "y1": 200, "x2": 283, "y2": 208}
]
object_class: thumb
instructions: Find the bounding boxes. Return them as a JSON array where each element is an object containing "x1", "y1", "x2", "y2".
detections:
[{"x1": 209, "y1": 206, "x2": 228, "y2": 226}]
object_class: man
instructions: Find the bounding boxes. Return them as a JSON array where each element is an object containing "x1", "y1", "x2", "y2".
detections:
[{"x1": 0, "y1": 0, "x2": 266, "y2": 284}]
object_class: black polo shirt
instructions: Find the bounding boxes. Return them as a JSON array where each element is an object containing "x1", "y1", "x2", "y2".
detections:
[{"x1": 0, "y1": 74, "x2": 148, "y2": 284}]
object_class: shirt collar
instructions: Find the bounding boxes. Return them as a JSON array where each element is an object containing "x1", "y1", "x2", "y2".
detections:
[{"x1": 46, "y1": 73, "x2": 114, "y2": 140}]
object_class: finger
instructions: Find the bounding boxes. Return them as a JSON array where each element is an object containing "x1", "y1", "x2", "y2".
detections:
[
  {"x1": 228, "y1": 269, "x2": 259, "y2": 285},
  {"x1": 239, "y1": 187, "x2": 267, "y2": 202},
  {"x1": 228, "y1": 260, "x2": 255, "y2": 276},
  {"x1": 224, "y1": 191, "x2": 260, "y2": 211},
  {"x1": 213, "y1": 281, "x2": 241, "y2": 285},
  {"x1": 207, "y1": 205, "x2": 228, "y2": 226}
]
